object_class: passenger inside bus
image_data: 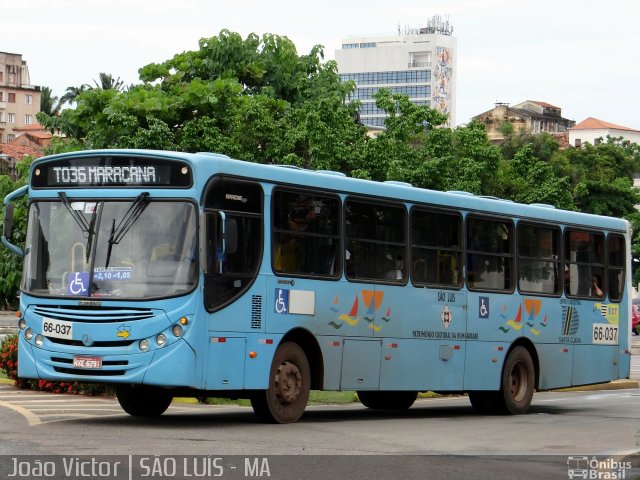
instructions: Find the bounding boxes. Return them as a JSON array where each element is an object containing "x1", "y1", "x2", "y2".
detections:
[{"x1": 591, "y1": 274, "x2": 604, "y2": 297}]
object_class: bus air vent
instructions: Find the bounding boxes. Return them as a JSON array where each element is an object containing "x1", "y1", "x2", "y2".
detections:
[
  {"x1": 384, "y1": 180, "x2": 413, "y2": 187},
  {"x1": 530, "y1": 203, "x2": 557, "y2": 209},
  {"x1": 251, "y1": 295, "x2": 263, "y2": 329}
]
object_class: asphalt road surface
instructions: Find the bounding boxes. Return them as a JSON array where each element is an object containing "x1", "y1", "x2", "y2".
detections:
[{"x1": 0, "y1": 384, "x2": 639, "y2": 480}]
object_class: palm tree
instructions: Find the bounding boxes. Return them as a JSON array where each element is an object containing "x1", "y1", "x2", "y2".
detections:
[
  {"x1": 59, "y1": 84, "x2": 90, "y2": 106},
  {"x1": 39, "y1": 86, "x2": 62, "y2": 116},
  {"x1": 93, "y1": 72, "x2": 125, "y2": 91}
]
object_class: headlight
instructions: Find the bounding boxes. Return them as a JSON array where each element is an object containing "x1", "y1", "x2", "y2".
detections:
[
  {"x1": 18, "y1": 318, "x2": 26, "y2": 330},
  {"x1": 35, "y1": 335, "x2": 44, "y2": 347},
  {"x1": 25, "y1": 328, "x2": 33, "y2": 340},
  {"x1": 156, "y1": 334, "x2": 167, "y2": 347},
  {"x1": 139, "y1": 339, "x2": 150, "y2": 352},
  {"x1": 171, "y1": 324, "x2": 183, "y2": 337}
]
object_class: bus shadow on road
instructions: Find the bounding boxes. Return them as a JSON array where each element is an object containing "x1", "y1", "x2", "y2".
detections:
[{"x1": 73, "y1": 400, "x2": 588, "y2": 428}]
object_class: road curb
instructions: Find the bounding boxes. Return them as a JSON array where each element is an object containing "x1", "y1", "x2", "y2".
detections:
[{"x1": 553, "y1": 380, "x2": 639, "y2": 392}]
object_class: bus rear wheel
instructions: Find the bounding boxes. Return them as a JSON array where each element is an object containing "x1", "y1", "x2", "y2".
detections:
[
  {"x1": 357, "y1": 391, "x2": 418, "y2": 410},
  {"x1": 116, "y1": 384, "x2": 173, "y2": 417},
  {"x1": 251, "y1": 342, "x2": 310, "y2": 424}
]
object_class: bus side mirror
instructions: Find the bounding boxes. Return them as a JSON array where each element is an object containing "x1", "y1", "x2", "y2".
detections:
[{"x1": 3, "y1": 204, "x2": 14, "y2": 241}]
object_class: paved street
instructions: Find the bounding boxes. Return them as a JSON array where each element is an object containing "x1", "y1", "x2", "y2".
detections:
[{"x1": 0, "y1": 311, "x2": 17, "y2": 338}]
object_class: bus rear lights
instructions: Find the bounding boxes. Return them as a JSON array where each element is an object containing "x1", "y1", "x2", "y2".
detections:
[
  {"x1": 35, "y1": 335, "x2": 44, "y2": 347},
  {"x1": 156, "y1": 334, "x2": 167, "y2": 347},
  {"x1": 171, "y1": 324, "x2": 183, "y2": 337},
  {"x1": 139, "y1": 339, "x2": 150, "y2": 352},
  {"x1": 249, "y1": 351, "x2": 258, "y2": 359},
  {"x1": 25, "y1": 328, "x2": 34, "y2": 340},
  {"x1": 18, "y1": 318, "x2": 26, "y2": 330}
]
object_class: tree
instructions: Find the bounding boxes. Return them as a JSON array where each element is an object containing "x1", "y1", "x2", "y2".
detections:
[
  {"x1": 38, "y1": 31, "x2": 366, "y2": 170},
  {"x1": 59, "y1": 84, "x2": 90, "y2": 107},
  {"x1": 0, "y1": 158, "x2": 31, "y2": 308},
  {"x1": 93, "y1": 72, "x2": 125, "y2": 91},
  {"x1": 39, "y1": 86, "x2": 62, "y2": 116},
  {"x1": 497, "y1": 144, "x2": 574, "y2": 209}
]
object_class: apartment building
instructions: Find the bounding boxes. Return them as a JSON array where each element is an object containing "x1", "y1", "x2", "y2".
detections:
[
  {"x1": 473, "y1": 101, "x2": 575, "y2": 143},
  {"x1": 0, "y1": 52, "x2": 41, "y2": 144},
  {"x1": 335, "y1": 16, "x2": 457, "y2": 129}
]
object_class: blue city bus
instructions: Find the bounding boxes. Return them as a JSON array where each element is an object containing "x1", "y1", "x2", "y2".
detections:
[{"x1": 2, "y1": 149, "x2": 632, "y2": 423}]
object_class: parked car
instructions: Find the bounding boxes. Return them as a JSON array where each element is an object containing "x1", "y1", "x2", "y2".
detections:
[{"x1": 632, "y1": 302, "x2": 640, "y2": 335}]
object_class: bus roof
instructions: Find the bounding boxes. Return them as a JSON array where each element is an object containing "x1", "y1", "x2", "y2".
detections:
[{"x1": 30, "y1": 149, "x2": 629, "y2": 232}]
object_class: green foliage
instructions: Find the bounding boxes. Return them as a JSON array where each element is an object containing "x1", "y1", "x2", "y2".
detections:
[
  {"x1": 0, "y1": 157, "x2": 31, "y2": 308},
  {"x1": 22, "y1": 28, "x2": 640, "y2": 285},
  {"x1": 498, "y1": 144, "x2": 574, "y2": 209},
  {"x1": 39, "y1": 86, "x2": 62, "y2": 116}
]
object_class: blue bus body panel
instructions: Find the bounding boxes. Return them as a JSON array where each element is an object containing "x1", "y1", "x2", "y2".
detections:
[{"x1": 13, "y1": 149, "x2": 632, "y2": 397}]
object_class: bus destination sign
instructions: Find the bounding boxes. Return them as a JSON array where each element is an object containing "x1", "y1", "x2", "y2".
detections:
[{"x1": 32, "y1": 156, "x2": 192, "y2": 188}]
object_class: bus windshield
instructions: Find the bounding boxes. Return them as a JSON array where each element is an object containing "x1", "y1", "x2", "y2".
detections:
[{"x1": 22, "y1": 200, "x2": 198, "y2": 299}]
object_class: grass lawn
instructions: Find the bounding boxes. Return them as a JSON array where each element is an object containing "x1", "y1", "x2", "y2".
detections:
[
  {"x1": 0, "y1": 370, "x2": 7, "y2": 380},
  {"x1": 201, "y1": 390, "x2": 357, "y2": 406}
]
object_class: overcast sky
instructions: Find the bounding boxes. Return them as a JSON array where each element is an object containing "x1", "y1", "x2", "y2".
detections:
[{"x1": 4, "y1": 0, "x2": 639, "y2": 128}]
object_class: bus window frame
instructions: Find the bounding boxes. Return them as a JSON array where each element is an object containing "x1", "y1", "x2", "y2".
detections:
[
  {"x1": 344, "y1": 196, "x2": 408, "y2": 285},
  {"x1": 606, "y1": 232, "x2": 625, "y2": 302},
  {"x1": 270, "y1": 186, "x2": 342, "y2": 280},
  {"x1": 409, "y1": 205, "x2": 463, "y2": 290},
  {"x1": 563, "y1": 228, "x2": 606, "y2": 300},
  {"x1": 516, "y1": 221, "x2": 563, "y2": 297},
  {"x1": 466, "y1": 214, "x2": 516, "y2": 293}
]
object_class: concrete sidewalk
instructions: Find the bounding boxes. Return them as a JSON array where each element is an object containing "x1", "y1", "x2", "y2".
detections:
[{"x1": 0, "y1": 311, "x2": 17, "y2": 335}]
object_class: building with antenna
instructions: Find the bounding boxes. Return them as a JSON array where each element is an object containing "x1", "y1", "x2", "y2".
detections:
[{"x1": 335, "y1": 15, "x2": 457, "y2": 129}]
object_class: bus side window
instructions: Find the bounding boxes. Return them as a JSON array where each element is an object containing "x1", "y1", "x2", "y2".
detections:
[
  {"x1": 272, "y1": 189, "x2": 340, "y2": 278},
  {"x1": 345, "y1": 199, "x2": 407, "y2": 283}
]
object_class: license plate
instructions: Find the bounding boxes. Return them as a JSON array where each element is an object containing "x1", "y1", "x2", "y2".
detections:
[
  {"x1": 73, "y1": 356, "x2": 103, "y2": 369},
  {"x1": 42, "y1": 317, "x2": 73, "y2": 340}
]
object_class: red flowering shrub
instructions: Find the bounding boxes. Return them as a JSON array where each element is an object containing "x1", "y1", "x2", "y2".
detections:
[
  {"x1": 0, "y1": 334, "x2": 19, "y2": 383},
  {"x1": 0, "y1": 334, "x2": 111, "y2": 395}
]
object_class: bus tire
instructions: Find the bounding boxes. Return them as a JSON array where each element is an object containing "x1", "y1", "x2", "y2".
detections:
[
  {"x1": 357, "y1": 391, "x2": 418, "y2": 410},
  {"x1": 499, "y1": 346, "x2": 535, "y2": 414},
  {"x1": 116, "y1": 384, "x2": 173, "y2": 417},
  {"x1": 251, "y1": 342, "x2": 310, "y2": 424}
]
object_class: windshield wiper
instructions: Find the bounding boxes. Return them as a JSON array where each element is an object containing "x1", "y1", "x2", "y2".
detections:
[
  {"x1": 58, "y1": 192, "x2": 96, "y2": 262},
  {"x1": 105, "y1": 192, "x2": 150, "y2": 268}
]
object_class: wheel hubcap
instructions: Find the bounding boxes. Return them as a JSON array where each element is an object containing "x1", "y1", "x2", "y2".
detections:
[
  {"x1": 510, "y1": 362, "x2": 527, "y2": 401},
  {"x1": 274, "y1": 360, "x2": 302, "y2": 405}
]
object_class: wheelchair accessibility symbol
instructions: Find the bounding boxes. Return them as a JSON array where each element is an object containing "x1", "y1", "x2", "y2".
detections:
[
  {"x1": 274, "y1": 288, "x2": 290, "y2": 314},
  {"x1": 67, "y1": 272, "x2": 90, "y2": 296},
  {"x1": 479, "y1": 296, "x2": 489, "y2": 318}
]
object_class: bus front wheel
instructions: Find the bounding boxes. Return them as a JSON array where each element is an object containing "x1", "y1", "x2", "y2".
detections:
[
  {"x1": 357, "y1": 391, "x2": 418, "y2": 410},
  {"x1": 251, "y1": 342, "x2": 311, "y2": 424},
  {"x1": 116, "y1": 384, "x2": 173, "y2": 417}
]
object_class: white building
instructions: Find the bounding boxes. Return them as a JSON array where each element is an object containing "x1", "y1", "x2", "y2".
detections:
[
  {"x1": 335, "y1": 16, "x2": 457, "y2": 129},
  {"x1": 568, "y1": 117, "x2": 640, "y2": 147}
]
